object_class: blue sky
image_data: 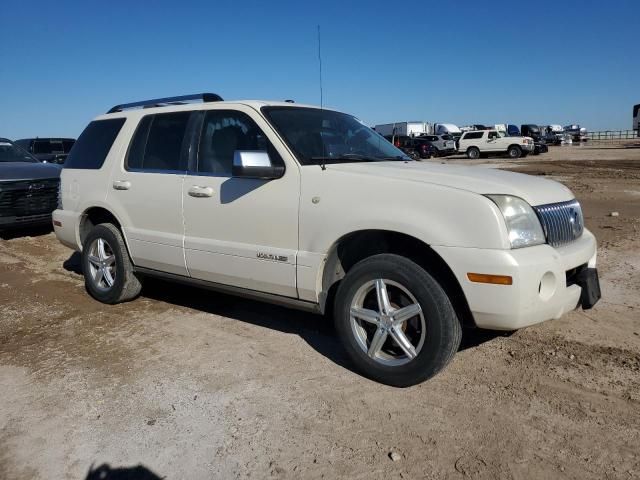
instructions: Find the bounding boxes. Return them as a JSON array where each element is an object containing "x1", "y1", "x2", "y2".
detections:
[{"x1": 1, "y1": 0, "x2": 638, "y2": 139}]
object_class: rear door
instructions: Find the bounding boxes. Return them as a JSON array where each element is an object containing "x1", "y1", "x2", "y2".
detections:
[
  {"x1": 107, "y1": 111, "x2": 195, "y2": 276},
  {"x1": 182, "y1": 106, "x2": 300, "y2": 297}
]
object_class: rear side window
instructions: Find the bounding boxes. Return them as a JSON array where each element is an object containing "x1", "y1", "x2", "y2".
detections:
[
  {"x1": 463, "y1": 132, "x2": 484, "y2": 140},
  {"x1": 65, "y1": 118, "x2": 126, "y2": 169},
  {"x1": 126, "y1": 112, "x2": 190, "y2": 171}
]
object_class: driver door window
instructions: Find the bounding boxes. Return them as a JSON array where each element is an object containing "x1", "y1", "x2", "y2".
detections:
[{"x1": 197, "y1": 111, "x2": 272, "y2": 176}]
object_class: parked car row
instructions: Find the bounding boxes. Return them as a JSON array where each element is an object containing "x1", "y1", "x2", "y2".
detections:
[{"x1": 376, "y1": 119, "x2": 592, "y2": 160}]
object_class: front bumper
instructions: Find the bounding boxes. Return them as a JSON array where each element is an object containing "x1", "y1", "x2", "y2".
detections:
[
  {"x1": 522, "y1": 144, "x2": 535, "y2": 152},
  {"x1": 534, "y1": 143, "x2": 549, "y2": 154},
  {"x1": 433, "y1": 229, "x2": 598, "y2": 330},
  {"x1": 0, "y1": 213, "x2": 52, "y2": 229}
]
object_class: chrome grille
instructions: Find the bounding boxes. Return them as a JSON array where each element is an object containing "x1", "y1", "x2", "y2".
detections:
[{"x1": 534, "y1": 199, "x2": 584, "y2": 247}]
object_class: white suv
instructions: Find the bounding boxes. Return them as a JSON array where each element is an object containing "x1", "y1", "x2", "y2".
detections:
[
  {"x1": 53, "y1": 93, "x2": 600, "y2": 386},
  {"x1": 459, "y1": 129, "x2": 534, "y2": 159}
]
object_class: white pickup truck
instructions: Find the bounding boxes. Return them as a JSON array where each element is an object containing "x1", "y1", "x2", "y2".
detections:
[{"x1": 53, "y1": 94, "x2": 601, "y2": 386}]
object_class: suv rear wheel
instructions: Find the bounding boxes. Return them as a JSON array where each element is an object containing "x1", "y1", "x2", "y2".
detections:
[
  {"x1": 334, "y1": 254, "x2": 462, "y2": 387},
  {"x1": 82, "y1": 223, "x2": 142, "y2": 304},
  {"x1": 466, "y1": 147, "x2": 480, "y2": 159}
]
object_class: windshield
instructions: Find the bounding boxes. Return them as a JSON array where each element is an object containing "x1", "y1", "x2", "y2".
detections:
[
  {"x1": 33, "y1": 140, "x2": 71, "y2": 154},
  {"x1": 262, "y1": 107, "x2": 410, "y2": 165},
  {"x1": 0, "y1": 141, "x2": 39, "y2": 163}
]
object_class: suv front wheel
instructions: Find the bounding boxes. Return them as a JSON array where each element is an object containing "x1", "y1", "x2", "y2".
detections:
[
  {"x1": 334, "y1": 254, "x2": 462, "y2": 387},
  {"x1": 507, "y1": 145, "x2": 522, "y2": 159},
  {"x1": 82, "y1": 223, "x2": 142, "y2": 304}
]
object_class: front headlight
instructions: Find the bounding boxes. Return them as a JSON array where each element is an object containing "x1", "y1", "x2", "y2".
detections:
[{"x1": 486, "y1": 195, "x2": 545, "y2": 248}]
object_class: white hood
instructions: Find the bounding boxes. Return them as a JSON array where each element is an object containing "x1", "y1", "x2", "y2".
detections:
[{"x1": 326, "y1": 161, "x2": 574, "y2": 207}]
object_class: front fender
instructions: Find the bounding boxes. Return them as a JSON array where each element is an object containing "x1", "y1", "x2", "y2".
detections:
[{"x1": 299, "y1": 167, "x2": 510, "y2": 255}]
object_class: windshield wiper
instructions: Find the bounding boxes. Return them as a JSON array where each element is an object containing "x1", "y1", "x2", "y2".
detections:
[
  {"x1": 310, "y1": 153, "x2": 409, "y2": 165},
  {"x1": 310, "y1": 154, "x2": 380, "y2": 166}
]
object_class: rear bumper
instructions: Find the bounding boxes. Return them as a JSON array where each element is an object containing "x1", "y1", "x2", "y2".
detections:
[
  {"x1": 52, "y1": 209, "x2": 82, "y2": 250},
  {"x1": 433, "y1": 229, "x2": 598, "y2": 330}
]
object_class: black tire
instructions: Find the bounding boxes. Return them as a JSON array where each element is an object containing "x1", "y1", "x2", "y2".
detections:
[
  {"x1": 82, "y1": 223, "x2": 142, "y2": 304},
  {"x1": 334, "y1": 254, "x2": 462, "y2": 387},
  {"x1": 507, "y1": 145, "x2": 522, "y2": 159},
  {"x1": 466, "y1": 147, "x2": 480, "y2": 159}
]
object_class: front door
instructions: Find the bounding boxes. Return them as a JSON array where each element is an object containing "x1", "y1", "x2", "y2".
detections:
[{"x1": 182, "y1": 107, "x2": 300, "y2": 297}]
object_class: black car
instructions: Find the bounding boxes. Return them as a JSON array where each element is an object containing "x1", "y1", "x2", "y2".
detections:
[
  {"x1": 520, "y1": 125, "x2": 548, "y2": 155},
  {"x1": 0, "y1": 138, "x2": 61, "y2": 229},
  {"x1": 381, "y1": 135, "x2": 434, "y2": 159},
  {"x1": 14, "y1": 137, "x2": 75, "y2": 165},
  {"x1": 533, "y1": 142, "x2": 548, "y2": 155},
  {"x1": 406, "y1": 138, "x2": 438, "y2": 159}
]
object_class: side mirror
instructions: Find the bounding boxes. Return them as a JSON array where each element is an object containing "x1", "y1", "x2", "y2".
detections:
[{"x1": 232, "y1": 151, "x2": 284, "y2": 179}]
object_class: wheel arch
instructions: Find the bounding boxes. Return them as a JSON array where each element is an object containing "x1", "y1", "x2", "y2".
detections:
[
  {"x1": 79, "y1": 206, "x2": 128, "y2": 250},
  {"x1": 319, "y1": 229, "x2": 475, "y2": 327}
]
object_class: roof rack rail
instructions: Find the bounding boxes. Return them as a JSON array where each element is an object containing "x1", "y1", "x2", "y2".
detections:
[{"x1": 107, "y1": 93, "x2": 223, "y2": 114}]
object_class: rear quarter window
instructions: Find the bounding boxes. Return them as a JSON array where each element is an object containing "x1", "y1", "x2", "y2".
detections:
[
  {"x1": 64, "y1": 118, "x2": 126, "y2": 169},
  {"x1": 463, "y1": 132, "x2": 484, "y2": 140}
]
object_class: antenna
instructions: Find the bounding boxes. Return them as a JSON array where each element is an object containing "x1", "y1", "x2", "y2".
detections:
[
  {"x1": 317, "y1": 25, "x2": 326, "y2": 170},
  {"x1": 317, "y1": 25, "x2": 323, "y2": 109}
]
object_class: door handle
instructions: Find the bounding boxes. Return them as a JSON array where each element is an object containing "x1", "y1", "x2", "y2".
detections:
[
  {"x1": 112, "y1": 180, "x2": 131, "y2": 190},
  {"x1": 188, "y1": 185, "x2": 214, "y2": 198}
]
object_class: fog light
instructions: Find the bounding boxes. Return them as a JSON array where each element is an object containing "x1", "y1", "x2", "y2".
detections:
[{"x1": 539, "y1": 271, "x2": 556, "y2": 301}]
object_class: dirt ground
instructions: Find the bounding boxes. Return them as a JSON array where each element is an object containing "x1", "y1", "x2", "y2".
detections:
[{"x1": 1, "y1": 144, "x2": 639, "y2": 479}]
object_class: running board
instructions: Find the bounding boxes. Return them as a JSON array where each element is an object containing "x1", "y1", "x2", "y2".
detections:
[{"x1": 134, "y1": 267, "x2": 321, "y2": 314}]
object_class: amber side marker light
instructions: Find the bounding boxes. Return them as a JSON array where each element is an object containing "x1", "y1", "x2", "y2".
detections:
[
  {"x1": 467, "y1": 273, "x2": 513, "y2": 285},
  {"x1": 53, "y1": 220, "x2": 62, "y2": 227}
]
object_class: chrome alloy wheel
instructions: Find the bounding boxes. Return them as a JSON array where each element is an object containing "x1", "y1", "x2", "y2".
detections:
[
  {"x1": 87, "y1": 237, "x2": 116, "y2": 291},
  {"x1": 349, "y1": 279, "x2": 426, "y2": 366}
]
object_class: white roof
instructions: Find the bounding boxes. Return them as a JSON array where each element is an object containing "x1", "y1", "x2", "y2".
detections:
[{"x1": 96, "y1": 99, "x2": 336, "y2": 121}]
